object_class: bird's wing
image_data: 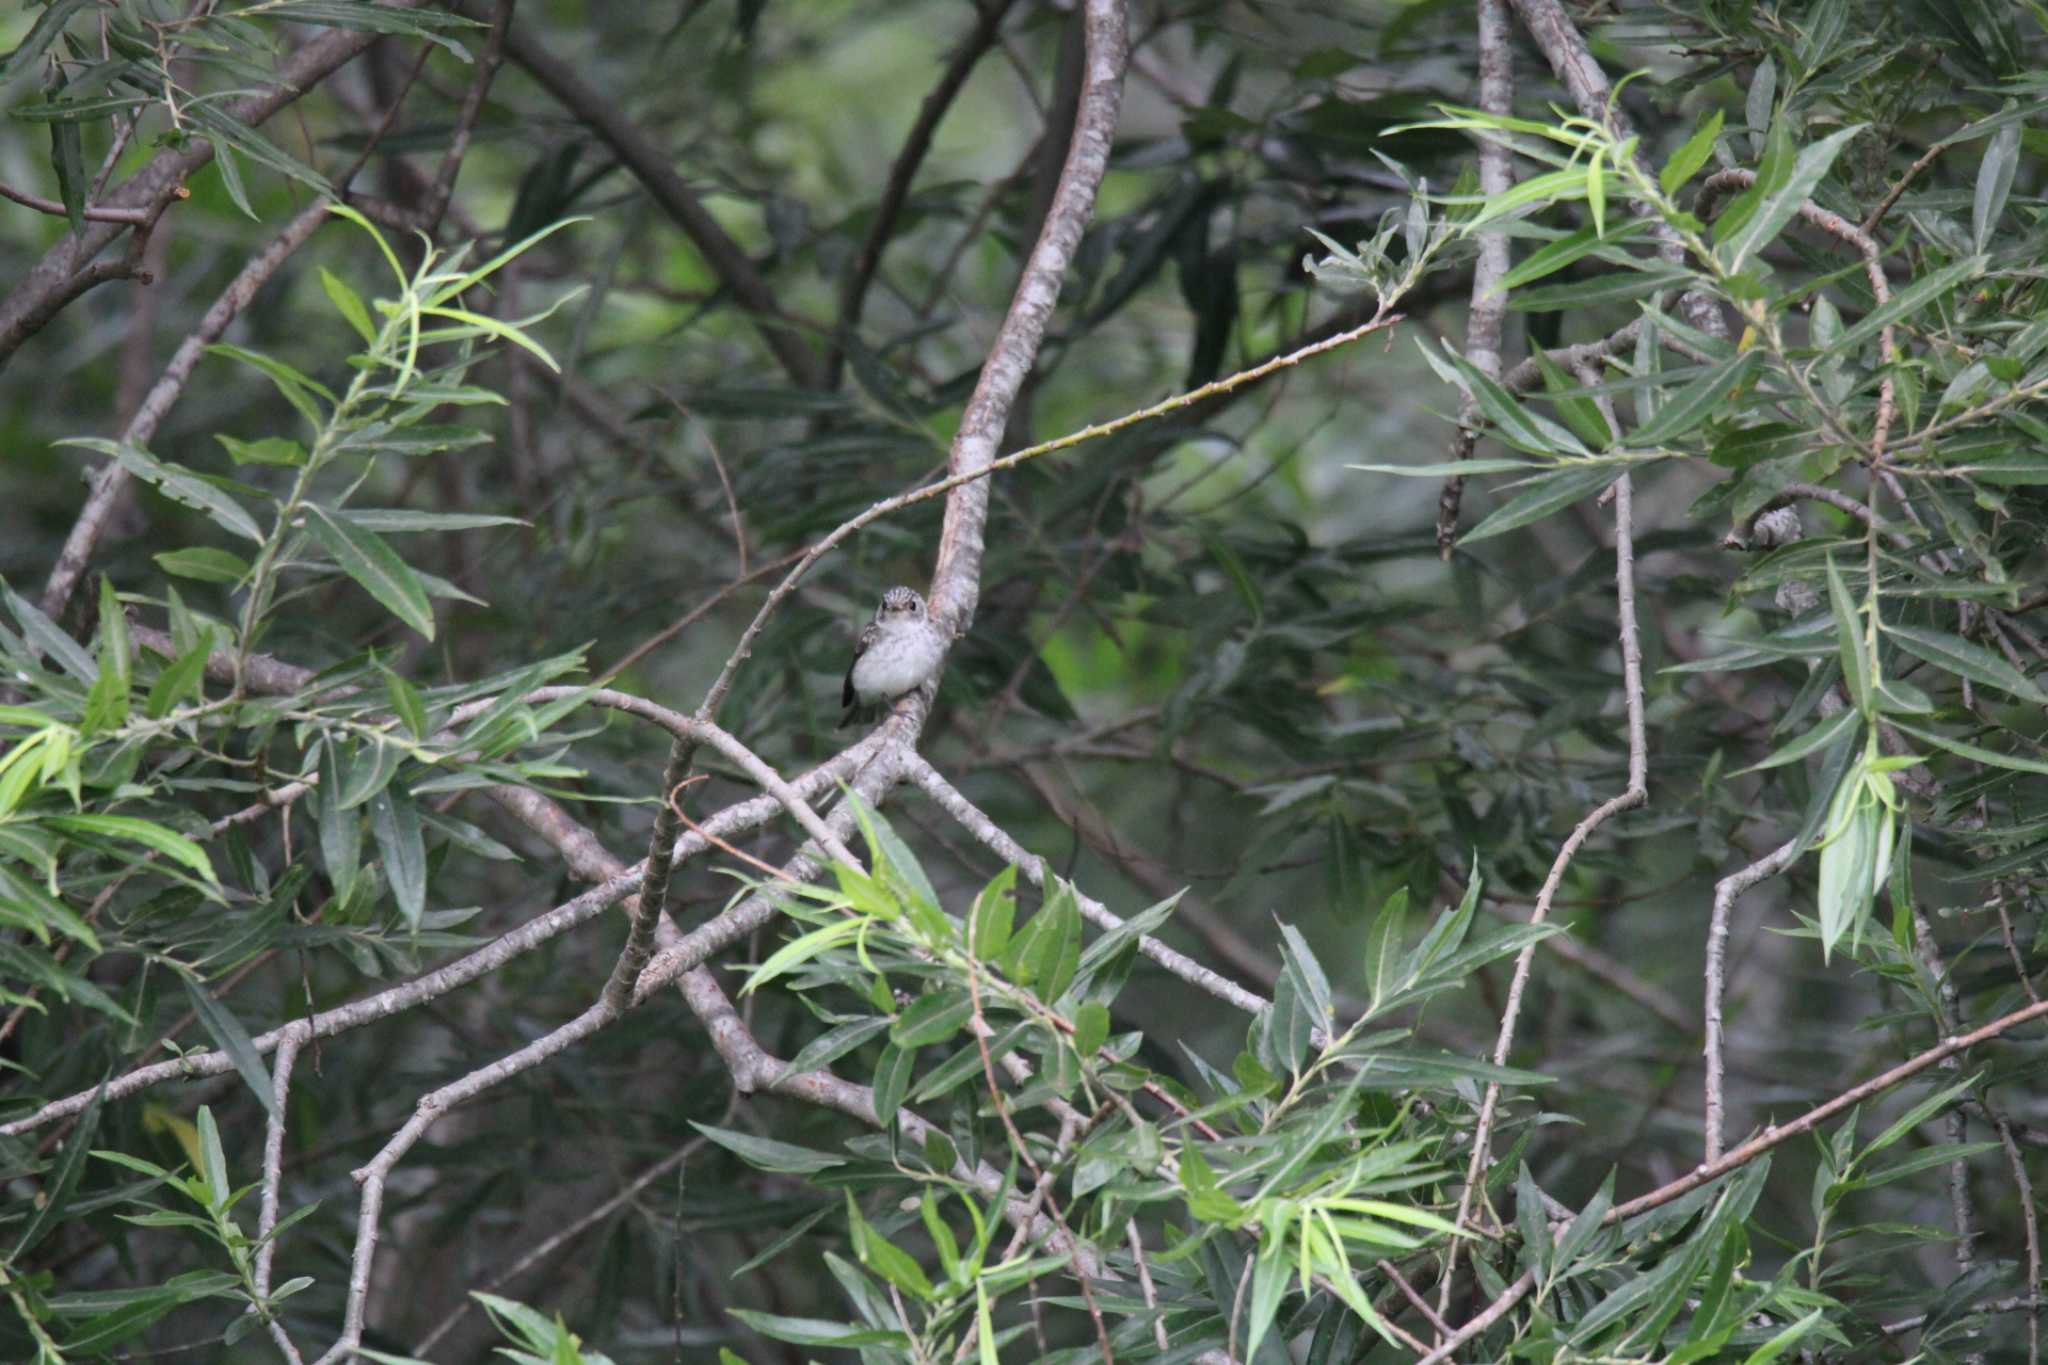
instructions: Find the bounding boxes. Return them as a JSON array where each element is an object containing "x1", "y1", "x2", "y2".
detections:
[{"x1": 842, "y1": 621, "x2": 880, "y2": 710}]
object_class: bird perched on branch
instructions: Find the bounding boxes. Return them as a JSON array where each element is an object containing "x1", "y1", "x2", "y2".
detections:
[{"x1": 842, "y1": 586, "x2": 946, "y2": 727}]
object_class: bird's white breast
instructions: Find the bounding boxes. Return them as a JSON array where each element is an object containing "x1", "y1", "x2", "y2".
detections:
[{"x1": 851, "y1": 622, "x2": 946, "y2": 703}]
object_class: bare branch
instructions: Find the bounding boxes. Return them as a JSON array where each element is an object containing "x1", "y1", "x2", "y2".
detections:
[
  {"x1": 927, "y1": 0, "x2": 1129, "y2": 639},
  {"x1": 1436, "y1": 0, "x2": 1514, "y2": 555},
  {"x1": 1703, "y1": 839, "x2": 1799, "y2": 1161}
]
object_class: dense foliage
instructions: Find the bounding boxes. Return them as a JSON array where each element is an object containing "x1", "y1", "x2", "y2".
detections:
[{"x1": 2, "y1": 0, "x2": 2047, "y2": 1361}]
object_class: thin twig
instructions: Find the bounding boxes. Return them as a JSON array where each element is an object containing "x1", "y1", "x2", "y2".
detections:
[{"x1": 1442, "y1": 394, "x2": 1648, "y2": 1309}]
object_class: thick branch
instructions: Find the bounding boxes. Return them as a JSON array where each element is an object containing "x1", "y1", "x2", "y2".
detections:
[{"x1": 926, "y1": 0, "x2": 1128, "y2": 639}]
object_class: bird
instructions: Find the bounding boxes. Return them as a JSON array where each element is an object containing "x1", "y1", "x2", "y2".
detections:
[{"x1": 842, "y1": 586, "x2": 946, "y2": 727}]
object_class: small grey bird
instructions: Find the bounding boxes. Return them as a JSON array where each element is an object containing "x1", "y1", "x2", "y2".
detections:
[{"x1": 842, "y1": 586, "x2": 946, "y2": 726}]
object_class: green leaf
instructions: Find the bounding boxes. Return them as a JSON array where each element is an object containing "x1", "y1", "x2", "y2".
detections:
[
  {"x1": 1629, "y1": 351, "x2": 1760, "y2": 448},
  {"x1": 0, "y1": 863, "x2": 100, "y2": 950},
  {"x1": 1276, "y1": 921, "x2": 1334, "y2": 1029},
  {"x1": 181, "y1": 979, "x2": 277, "y2": 1118},
  {"x1": 1420, "y1": 339, "x2": 1590, "y2": 458},
  {"x1": 1362, "y1": 887, "x2": 1410, "y2": 1007},
  {"x1": 1888, "y1": 719, "x2": 2048, "y2": 777},
  {"x1": 317, "y1": 744, "x2": 361, "y2": 903},
  {"x1": 1496, "y1": 220, "x2": 1652, "y2": 293},
  {"x1": 1825, "y1": 557, "x2": 1870, "y2": 715},
  {"x1": 891, "y1": 989, "x2": 973, "y2": 1049},
  {"x1": 319, "y1": 266, "x2": 376, "y2": 344},
  {"x1": 11, "y1": 1080, "x2": 101, "y2": 1260},
  {"x1": 724, "y1": 1311, "x2": 906, "y2": 1350},
  {"x1": 380, "y1": 665, "x2": 428, "y2": 739},
  {"x1": 67, "y1": 441, "x2": 265, "y2": 542},
  {"x1": 258, "y1": 1, "x2": 483, "y2": 58},
  {"x1": 1532, "y1": 349, "x2": 1614, "y2": 451},
  {"x1": 83, "y1": 577, "x2": 130, "y2": 734},
  {"x1": 689, "y1": 1123, "x2": 846, "y2": 1174},
  {"x1": 47, "y1": 813, "x2": 218, "y2": 885},
  {"x1": 153, "y1": 547, "x2": 251, "y2": 584},
  {"x1": 368, "y1": 788, "x2": 426, "y2": 931},
  {"x1": 1731, "y1": 707, "x2": 1861, "y2": 775},
  {"x1": 774, "y1": 1015, "x2": 892, "y2": 1084},
  {"x1": 1350, "y1": 458, "x2": 1543, "y2": 477},
  {"x1": 1018, "y1": 882, "x2": 1083, "y2": 1002},
  {"x1": 1972, "y1": 118, "x2": 2020, "y2": 253},
  {"x1": 214, "y1": 434, "x2": 307, "y2": 467},
  {"x1": 48, "y1": 108, "x2": 83, "y2": 235},
  {"x1": 338, "y1": 510, "x2": 526, "y2": 533},
  {"x1": 1460, "y1": 462, "x2": 1623, "y2": 544},
  {"x1": 1887, "y1": 623, "x2": 2048, "y2": 705},
  {"x1": 1816, "y1": 775, "x2": 1879, "y2": 962},
  {"x1": 1831, "y1": 255, "x2": 1986, "y2": 355},
  {"x1": 1070, "y1": 1001, "x2": 1110, "y2": 1059},
  {"x1": 1660, "y1": 108, "x2": 1725, "y2": 196},
  {"x1": 1740, "y1": 1309, "x2": 1825, "y2": 1364},
  {"x1": 0, "y1": 0, "x2": 91, "y2": 88},
  {"x1": 1716, "y1": 126, "x2": 1863, "y2": 271},
  {"x1": 303, "y1": 503, "x2": 437, "y2": 639},
  {"x1": 968, "y1": 864, "x2": 1016, "y2": 960},
  {"x1": 846, "y1": 1192, "x2": 935, "y2": 1301}
]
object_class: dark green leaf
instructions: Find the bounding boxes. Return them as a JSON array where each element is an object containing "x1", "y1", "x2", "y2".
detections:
[
  {"x1": 304, "y1": 503, "x2": 436, "y2": 639},
  {"x1": 181, "y1": 978, "x2": 277, "y2": 1118},
  {"x1": 1460, "y1": 462, "x2": 1623, "y2": 544}
]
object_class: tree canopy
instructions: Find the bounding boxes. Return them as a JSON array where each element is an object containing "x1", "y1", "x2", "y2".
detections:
[{"x1": 2, "y1": 0, "x2": 2048, "y2": 1361}]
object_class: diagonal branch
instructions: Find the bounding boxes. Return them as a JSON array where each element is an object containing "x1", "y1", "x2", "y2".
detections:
[{"x1": 926, "y1": 0, "x2": 1129, "y2": 639}]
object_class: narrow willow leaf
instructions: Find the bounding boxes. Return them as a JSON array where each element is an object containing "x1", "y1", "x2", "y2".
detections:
[
  {"x1": 368, "y1": 788, "x2": 426, "y2": 931},
  {"x1": 1731, "y1": 707, "x2": 1861, "y2": 776},
  {"x1": 153, "y1": 548, "x2": 251, "y2": 583},
  {"x1": 319, "y1": 266, "x2": 376, "y2": 344},
  {"x1": 1350, "y1": 458, "x2": 1543, "y2": 477},
  {"x1": 304, "y1": 504, "x2": 436, "y2": 640},
  {"x1": 1887, "y1": 622, "x2": 2048, "y2": 705},
  {"x1": 317, "y1": 744, "x2": 361, "y2": 904},
  {"x1": 1421, "y1": 340, "x2": 1591, "y2": 457},
  {"x1": 1816, "y1": 777, "x2": 1877, "y2": 962},
  {"x1": 1460, "y1": 463, "x2": 1623, "y2": 544},
  {"x1": 1717, "y1": 125, "x2": 1863, "y2": 271},
  {"x1": 689, "y1": 1123, "x2": 845, "y2": 1173},
  {"x1": 1495, "y1": 220, "x2": 1651, "y2": 293},
  {"x1": 1659, "y1": 109, "x2": 1725, "y2": 195},
  {"x1": 1825, "y1": 557, "x2": 1870, "y2": 715},
  {"x1": 47, "y1": 813, "x2": 218, "y2": 885},
  {"x1": 1629, "y1": 351, "x2": 1760, "y2": 447},
  {"x1": 1361, "y1": 887, "x2": 1410, "y2": 1006},
  {"x1": 1889, "y1": 719, "x2": 2048, "y2": 776},
  {"x1": 181, "y1": 978, "x2": 277, "y2": 1117},
  {"x1": 11, "y1": 1079, "x2": 101, "y2": 1260},
  {"x1": 1831, "y1": 255, "x2": 1985, "y2": 354},
  {"x1": 1972, "y1": 118, "x2": 2020, "y2": 253},
  {"x1": 74, "y1": 441, "x2": 265, "y2": 542}
]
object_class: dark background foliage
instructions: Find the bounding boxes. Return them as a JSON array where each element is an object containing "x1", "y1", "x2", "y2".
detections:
[{"x1": 1, "y1": 0, "x2": 2046, "y2": 1361}]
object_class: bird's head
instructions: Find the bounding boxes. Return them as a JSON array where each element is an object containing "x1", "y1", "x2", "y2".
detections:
[{"x1": 876, "y1": 586, "x2": 926, "y2": 622}]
